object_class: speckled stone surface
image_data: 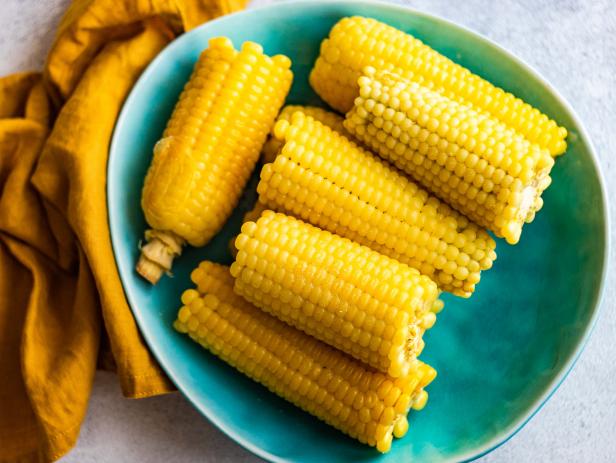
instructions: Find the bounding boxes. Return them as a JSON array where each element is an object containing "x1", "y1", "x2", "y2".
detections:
[{"x1": 1, "y1": 0, "x2": 614, "y2": 461}]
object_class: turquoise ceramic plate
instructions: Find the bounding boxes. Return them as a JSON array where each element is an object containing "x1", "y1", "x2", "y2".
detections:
[{"x1": 108, "y1": 1, "x2": 608, "y2": 461}]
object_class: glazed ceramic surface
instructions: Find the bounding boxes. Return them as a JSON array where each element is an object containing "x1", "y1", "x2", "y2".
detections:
[{"x1": 108, "y1": 2, "x2": 608, "y2": 461}]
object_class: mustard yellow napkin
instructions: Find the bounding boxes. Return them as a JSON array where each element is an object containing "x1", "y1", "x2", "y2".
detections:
[{"x1": 0, "y1": 1, "x2": 246, "y2": 461}]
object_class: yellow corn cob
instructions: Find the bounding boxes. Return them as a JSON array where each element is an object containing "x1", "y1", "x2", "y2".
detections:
[
  {"x1": 261, "y1": 105, "x2": 350, "y2": 164},
  {"x1": 310, "y1": 16, "x2": 567, "y2": 156},
  {"x1": 230, "y1": 211, "x2": 438, "y2": 377},
  {"x1": 257, "y1": 113, "x2": 496, "y2": 297},
  {"x1": 345, "y1": 69, "x2": 555, "y2": 244},
  {"x1": 136, "y1": 37, "x2": 293, "y2": 284},
  {"x1": 175, "y1": 262, "x2": 436, "y2": 452}
]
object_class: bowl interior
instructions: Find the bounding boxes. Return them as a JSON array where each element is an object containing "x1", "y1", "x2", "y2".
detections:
[{"x1": 108, "y1": 2, "x2": 607, "y2": 461}]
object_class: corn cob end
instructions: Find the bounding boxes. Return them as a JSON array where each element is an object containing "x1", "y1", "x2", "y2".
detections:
[{"x1": 136, "y1": 229, "x2": 184, "y2": 284}]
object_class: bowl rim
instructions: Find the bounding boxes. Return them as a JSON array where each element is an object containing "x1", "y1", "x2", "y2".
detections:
[{"x1": 107, "y1": 1, "x2": 610, "y2": 461}]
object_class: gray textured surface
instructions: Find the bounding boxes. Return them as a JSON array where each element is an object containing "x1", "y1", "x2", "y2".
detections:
[{"x1": 1, "y1": 0, "x2": 614, "y2": 461}]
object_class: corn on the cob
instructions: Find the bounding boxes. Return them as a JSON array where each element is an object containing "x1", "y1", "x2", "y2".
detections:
[
  {"x1": 257, "y1": 113, "x2": 496, "y2": 297},
  {"x1": 136, "y1": 37, "x2": 293, "y2": 284},
  {"x1": 345, "y1": 69, "x2": 554, "y2": 244},
  {"x1": 230, "y1": 211, "x2": 438, "y2": 376},
  {"x1": 175, "y1": 262, "x2": 436, "y2": 452},
  {"x1": 261, "y1": 105, "x2": 350, "y2": 164},
  {"x1": 310, "y1": 16, "x2": 567, "y2": 156}
]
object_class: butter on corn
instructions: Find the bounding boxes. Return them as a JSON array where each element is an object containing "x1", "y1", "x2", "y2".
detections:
[
  {"x1": 175, "y1": 261, "x2": 436, "y2": 453},
  {"x1": 257, "y1": 112, "x2": 496, "y2": 297},
  {"x1": 231, "y1": 211, "x2": 438, "y2": 377},
  {"x1": 310, "y1": 16, "x2": 567, "y2": 156},
  {"x1": 261, "y1": 105, "x2": 351, "y2": 164},
  {"x1": 136, "y1": 37, "x2": 292, "y2": 284},
  {"x1": 345, "y1": 69, "x2": 554, "y2": 244}
]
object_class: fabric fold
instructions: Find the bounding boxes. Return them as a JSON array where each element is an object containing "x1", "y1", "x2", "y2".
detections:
[{"x1": 0, "y1": 0, "x2": 247, "y2": 461}]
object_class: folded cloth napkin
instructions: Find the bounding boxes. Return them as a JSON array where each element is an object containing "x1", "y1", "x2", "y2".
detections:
[{"x1": 0, "y1": 0, "x2": 246, "y2": 461}]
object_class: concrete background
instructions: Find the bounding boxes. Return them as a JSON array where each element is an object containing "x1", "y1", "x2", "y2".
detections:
[{"x1": 1, "y1": 0, "x2": 614, "y2": 461}]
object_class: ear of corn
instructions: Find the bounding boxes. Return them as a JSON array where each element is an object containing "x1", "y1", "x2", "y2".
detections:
[
  {"x1": 256, "y1": 112, "x2": 496, "y2": 297},
  {"x1": 261, "y1": 105, "x2": 351, "y2": 164},
  {"x1": 309, "y1": 16, "x2": 567, "y2": 156},
  {"x1": 175, "y1": 262, "x2": 436, "y2": 453},
  {"x1": 137, "y1": 37, "x2": 293, "y2": 284},
  {"x1": 345, "y1": 69, "x2": 555, "y2": 244},
  {"x1": 230, "y1": 211, "x2": 438, "y2": 377}
]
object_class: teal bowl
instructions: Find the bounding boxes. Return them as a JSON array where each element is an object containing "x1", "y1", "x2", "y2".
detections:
[{"x1": 108, "y1": 1, "x2": 608, "y2": 461}]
